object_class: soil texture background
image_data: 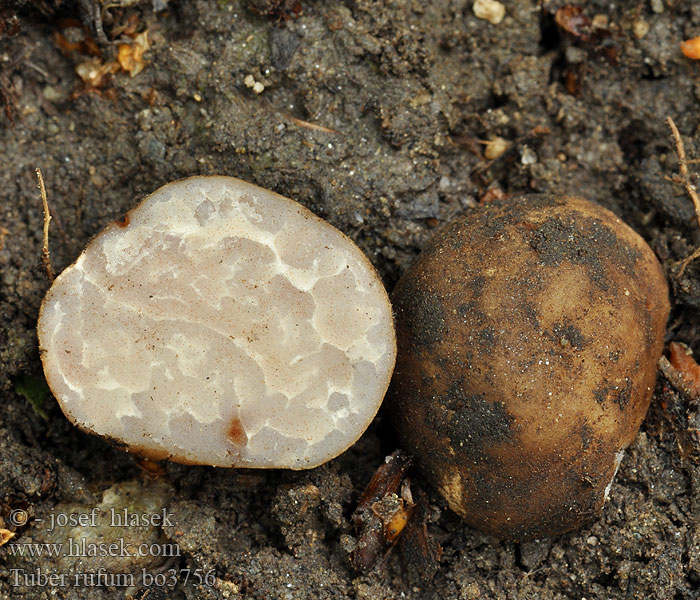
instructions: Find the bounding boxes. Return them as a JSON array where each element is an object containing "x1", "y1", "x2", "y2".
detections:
[{"x1": 1, "y1": 1, "x2": 700, "y2": 599}]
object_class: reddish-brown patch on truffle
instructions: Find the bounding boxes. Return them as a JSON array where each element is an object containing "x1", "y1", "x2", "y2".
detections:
[
  {"x1": 115, "y1": 213, "x2": 130, "y2": 227},
  {"x1": 227, "y1": 417, "x2": 248, "y2": 446}
]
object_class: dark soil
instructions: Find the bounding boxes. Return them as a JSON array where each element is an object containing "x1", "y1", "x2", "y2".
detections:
[{"x1": 1, "y1": 1, "x2": 700, "y2": 599}]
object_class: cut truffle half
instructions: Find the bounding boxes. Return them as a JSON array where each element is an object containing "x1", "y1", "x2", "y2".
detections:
[{"x1": 38, "y1": 176, "x2": 396, "y2": 469}]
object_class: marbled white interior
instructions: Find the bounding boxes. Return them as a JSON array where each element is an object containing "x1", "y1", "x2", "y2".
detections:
[{"x1": 38, "y1": 176, "x2": 396, "y2": 468}]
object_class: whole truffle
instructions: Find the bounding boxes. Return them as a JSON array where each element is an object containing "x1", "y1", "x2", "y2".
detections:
[
  {"x1": 388, "y1": 195, "x2": 669, "y2": 540},
  {"x1": 38, "y1": 176, "x2": 396, "y2": 469}
]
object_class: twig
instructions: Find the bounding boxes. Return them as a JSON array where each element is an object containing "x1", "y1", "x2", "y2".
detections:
[
  {"x1": 667, "y1": 117, "x2": 700, "y2": 228},
  {"x1": 286, "y1": 115, "x2": 338, "y2": 135},
  {"x1": 37, "y1": 168, "x2": 54, "y2": 282},
  {"x1": 666, "y1": 116, "x2": 700, "y2": 276},
  {"x1": 678, "y1": 246, "x2": 700, "y2": 276},
  {"x1": 659, "y1": 355, "x2": 700, "y2": 401}
]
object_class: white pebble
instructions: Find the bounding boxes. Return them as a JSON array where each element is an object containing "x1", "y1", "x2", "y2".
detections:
[{"x1": 473, "y1": 0, "x2": 506, "y2": 25}]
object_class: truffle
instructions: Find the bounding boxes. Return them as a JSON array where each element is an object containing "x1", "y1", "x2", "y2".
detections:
[
  {"x1": 388, "y1": 194, "x2": 669, "y2": 539},
  {"x1": 38, "y1": 176, "x2": 396, "y2": 469}
]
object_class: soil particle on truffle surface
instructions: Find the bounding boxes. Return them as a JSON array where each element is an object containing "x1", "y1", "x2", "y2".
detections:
[{"x1": 2, "y1": 1, "x2": 700, "y2": 599}]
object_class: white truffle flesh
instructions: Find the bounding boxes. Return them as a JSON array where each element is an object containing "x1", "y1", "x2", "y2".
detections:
[{"x1": 38, "y1": 176, "x2": 396, "y2": 469}]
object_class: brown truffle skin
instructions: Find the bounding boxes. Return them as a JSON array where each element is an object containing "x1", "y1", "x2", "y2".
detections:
[{"x1": 388, "y1": 195, "x2": 669, "y2": 540}]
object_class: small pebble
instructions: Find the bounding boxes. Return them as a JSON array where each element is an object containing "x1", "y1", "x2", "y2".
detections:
[
  {"x1": 473, "y1": 0, "x2": 505, "y2": 25},
  {"x1": 632, "y1": 19, "x2": 650, "y2": 39},
  {"x1": 521, "y1": 145, "x2": 537, "y2": 165},
  {"x1": 244, "y1": 74, "x2": 265, "y2": 94},
  {"x1": 591, "y1": 15, "x2": 608, "y2": 29},
  {"x1": 484, "y1": 137, "x2": 510, "y2": 160}
]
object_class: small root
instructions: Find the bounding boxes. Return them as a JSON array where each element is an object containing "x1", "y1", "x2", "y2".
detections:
[
  {"x1": 37, "y1": 168, "x2": 55, "y2": 282},
  {"x1": 666, "y1": 116, "x2": 700, "y2": 276}
]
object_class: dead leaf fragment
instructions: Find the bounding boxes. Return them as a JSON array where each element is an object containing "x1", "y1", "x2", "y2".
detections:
[
  {"x1": 54, "y1": 18, "x2": 101, "y2": 58},
  {"x1": 681, "y1": 37, "x2": 700, "y2": 60},
  {"x1": 75, "y1": 58, "x2": 120, "y2": 88},
  {"x1": 397, "y1": 485, "x2": 442, "y2": 581},
  {"x1": 555, "y1": 6, "x2": 591, "y2": 39},
  {"x1": 0, "y1": 528, "x2": 15, "y2": 546},
  {"x1": 668, "y1": 342, "x2": 700, "y2": 397},
  {"x1": 350, "y1": 450, "x2": 414, "y2": 573},
  {"x1": 118, "y1": 31, "x2": 149, "y2": 77}
]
